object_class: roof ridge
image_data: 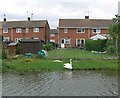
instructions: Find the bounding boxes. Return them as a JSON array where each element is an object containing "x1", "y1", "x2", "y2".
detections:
[{"x1": 59, "y1": 19, "x2": 112, "y2": 20}]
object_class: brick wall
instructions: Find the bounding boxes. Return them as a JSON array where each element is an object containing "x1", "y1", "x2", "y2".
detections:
[{"x1": 59, "y1": 28, "x2": 109, "y2": 48}]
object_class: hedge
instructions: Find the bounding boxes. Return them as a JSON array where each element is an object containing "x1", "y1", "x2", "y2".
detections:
[{"x1": 85, "y1": 39, "x2": 107, "y2": 52}]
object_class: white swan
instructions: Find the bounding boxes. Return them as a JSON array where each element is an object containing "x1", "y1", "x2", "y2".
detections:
[{"x1": 63, "y1": 59, "x2": 73, "y2": 69}]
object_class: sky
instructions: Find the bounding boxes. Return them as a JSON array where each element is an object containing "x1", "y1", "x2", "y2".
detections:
[{"x1": 0, "y1": 0, "x2": 119, "y2": 28}]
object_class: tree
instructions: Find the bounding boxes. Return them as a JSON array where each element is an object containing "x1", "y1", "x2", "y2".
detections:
[{"x1": 108, "y1": 15, "x2": 120, "y2": 55}]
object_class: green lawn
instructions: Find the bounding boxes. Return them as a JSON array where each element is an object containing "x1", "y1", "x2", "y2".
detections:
[
  {"x1": 2, "y1": 49, "x2": 118, "y2": 72},
  {"x1": 47, "y1": 49, "x2": 116, "y2": 60}
]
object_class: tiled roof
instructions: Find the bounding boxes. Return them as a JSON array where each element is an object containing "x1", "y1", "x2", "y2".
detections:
[
  {"x1": 59, "y1": 19, "x2": 112, "y2": 28},
  {"x1": 2, "y1": 20, "x2": 47, "y2": 28},
  {"x1": 50, "y1": 29, "x2": 58, "y2": 34}
]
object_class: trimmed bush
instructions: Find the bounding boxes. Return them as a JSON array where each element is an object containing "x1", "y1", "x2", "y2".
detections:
[{"x1": 85, "y1": 39, "x2": 107, "y2": 52}]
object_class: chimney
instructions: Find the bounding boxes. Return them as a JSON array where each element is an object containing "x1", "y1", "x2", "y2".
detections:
[
  {"x1": 85, "y1": 16, "x2": 89, "y2": 19},
  {"x1": 3, "y1": 18, "x2": 6, "y2": 22},
  {"x1": 28, "y1": 17, "x2": 30, "y2": 21}
]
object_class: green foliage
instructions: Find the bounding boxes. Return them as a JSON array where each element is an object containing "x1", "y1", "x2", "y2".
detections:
[
  {"x1": 108, "y1": 15, "x2": 120, "y2": 41},
  {"x1": 107, "y1": 45, "x2": 116, "y2": 55},
  {"x1": 16, "y1": 43, "x2": 20, "y2": 54},
  {"x1": 2, "y1": 49, "x2": 7, "y2": 59},
  {"x1": 42, "y1": 44, "x2": 51, "y2": 51},
  {"x1": 3, "y1": 58, "x2": 118, "y2": 72},
  {"x1": 85, "y1": 39, "x2": 107, "y2": 52},
  {"x1": 50, "y1": 42, "x2": 58, "y2": 49}
]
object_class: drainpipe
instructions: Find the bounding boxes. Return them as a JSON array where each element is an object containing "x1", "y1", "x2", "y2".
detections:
[
  {"x1": 11, "y1": 27, "x2": 13, "y2": 41},
  {"x1": 58, "y1": 27, "x2": 60, "y2": 48}
]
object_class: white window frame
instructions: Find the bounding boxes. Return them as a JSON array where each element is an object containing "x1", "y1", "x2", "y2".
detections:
[
  {"x1": 65, "y1": 38, "x2": 71, "y2": 44},
  {"x1": 76, "y1": 38, "x2": 85, "y2": 46},
  {"x1": 33, "y1": 27, "x2": 39, "y2": 32},
  {"x1": 16, "y1": 28, "x2": 22, "y2": 33},
  {"x1": 92, "y1": 28, "x2": 101, "y2": 34},
  {"x1": 3, "y1": 27, "x2": 8, "y2": 33},
  {"x1": 76, "y1": 28, "x2": 85, "y2": 33},
  {"x1": 15, "y1": 38, "x2": 22, "y2": 42},
  {"x1": 3, "y1": 37, "x2": 10, "y2": 41},
  {"x1": 26, "y1": 28, "x2": 29, "y2": 33},
  {"x1": 64, "y1": 28, "x2": 68, "y2": 33}
]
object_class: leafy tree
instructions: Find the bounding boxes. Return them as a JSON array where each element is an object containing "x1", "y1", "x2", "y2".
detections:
[{"x1": 108, "y1": 15, "x2": 120, "y2": 55}]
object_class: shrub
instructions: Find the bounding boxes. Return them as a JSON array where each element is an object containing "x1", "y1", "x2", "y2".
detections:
[
  {"x1": 107, "y1": 45, "x2": 116, "y2": 54},
  {"x1": 85, "y1": 39, "x2": 107, "y2": 52},
  {"x1": 42, "y1": 44, "x2": 51, "y2": 51},
  {"x1": 50, "y1": 42, "x2": 58, "y2": 49}
]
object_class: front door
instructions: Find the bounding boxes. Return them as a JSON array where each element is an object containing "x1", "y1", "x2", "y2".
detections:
[{"x1": 61, "y1": 39, "x2": 65, "y2": 48}]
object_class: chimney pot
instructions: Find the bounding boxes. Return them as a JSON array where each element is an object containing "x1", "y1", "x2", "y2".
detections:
[
  {"x1": 4, "y1": 18, "x2": 6, "y2": 22},
  {"x1": 85, "y1": 16, "x2": 89, "y2": 19},
  {"x1": 28, "y1": 17, "x2": 30, "y2": 21}
]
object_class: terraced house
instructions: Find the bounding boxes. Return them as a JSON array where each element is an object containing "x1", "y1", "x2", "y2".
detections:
[
  {"x1": 58, "y1": 16, "x2": 112, "y2": 48},
  {"x1": 2, "y1": 17, "x2": 50, "y2": 43}
]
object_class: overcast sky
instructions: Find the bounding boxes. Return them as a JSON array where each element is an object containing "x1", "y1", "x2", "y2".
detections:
[{"x1": 0, "y1": 0, "x2": 119, "y2": 28}]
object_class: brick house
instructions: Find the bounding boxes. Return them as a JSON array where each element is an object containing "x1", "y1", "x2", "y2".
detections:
[
  {"x1": 50, "y1": 29, "x2": 58, "y2": 44},
  {"x1": 58, "y1": 16, "x2": 112, "y2": 48},
  {"x1": 2, "y1": 18, "x2": 50, "y2": 43}
]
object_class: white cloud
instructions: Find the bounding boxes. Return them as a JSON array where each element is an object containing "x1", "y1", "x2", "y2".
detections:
[{"x1": 0, "y1": 0, "x2": 119, "y2": 28}]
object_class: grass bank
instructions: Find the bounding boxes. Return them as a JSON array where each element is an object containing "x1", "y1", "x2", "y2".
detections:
[{"x1": 2, "y1": 58, "x2": 118, "y2": 73}]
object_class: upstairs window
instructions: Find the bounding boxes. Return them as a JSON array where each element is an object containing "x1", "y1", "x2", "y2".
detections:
[
  {"x1": 26, "y1": 28, "x2": 29, "y2": 33},
  {"x1": 92, "y1": 28, "x2": 101, "y2": 33},
  {"x1": 64, "y1": 28, "x2": 68, "y2": 33},
  {"x1": 3, "y1": 27, "x2": 8, "y2": 33},
  {"x1": 76, "y1": 28, "x2": 85, "y2": 33},
  {"x1": 34, "y1": 27, "x2": 39, "y2": 32},
  {"x1": 16, "y1": 28, "x2": 22, "y2": 33}
]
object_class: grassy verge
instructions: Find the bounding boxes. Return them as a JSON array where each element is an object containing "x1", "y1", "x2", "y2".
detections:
[{"x1": 2, "y1": 58, "x2": 118, "y2": 73}]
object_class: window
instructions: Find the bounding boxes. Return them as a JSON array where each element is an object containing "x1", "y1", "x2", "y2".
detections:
[
  {"x1": 64, "y1": 28, "x2": 68, "y2": 33},
  {"x1": 16, "y1": 28, "x2": 22, "y2": 33},
  {"x1": 76, "y1": 38, "x2": 85, "y2": 46},
  {"x1": 65, "y1": 38, "x2": 71, "y2": 44},
  {"x1": 34, "y1": 27, "x2": 39, "y2": 32},
  {"x1": 76, "y1": 28, "x2": 85, "y2": 33},
  {"x1": 92, "y1": 28, "x2": 101, "y2": 33},
  {"x1": 26, "y1": 28, "x2": 29, "y2": 33},
  {"x1": 3, "y1": 27, "x2": 8, "y2": 33},
  {"x1": 3, "y1": 37, "x2": 9, "y2": 41}
]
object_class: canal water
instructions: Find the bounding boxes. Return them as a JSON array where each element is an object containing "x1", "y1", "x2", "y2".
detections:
[{"x1": 2, "y1": 70, "x2": 118, "y2": 96}]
